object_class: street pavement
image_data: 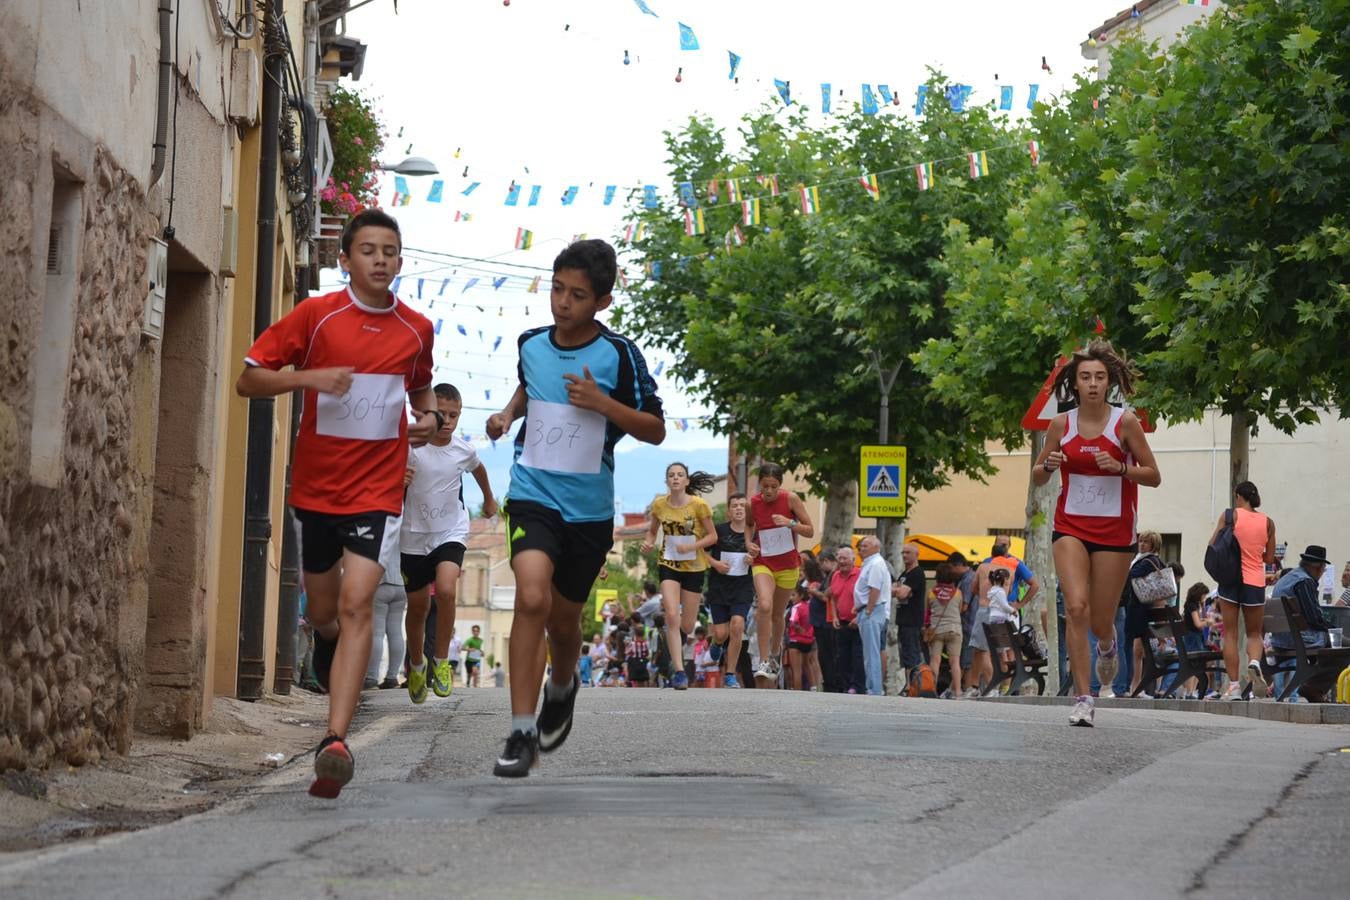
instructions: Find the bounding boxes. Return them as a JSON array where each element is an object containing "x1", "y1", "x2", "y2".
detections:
[{"x1": 2, "y1": 685, "x2": 1348, "y2": 899}]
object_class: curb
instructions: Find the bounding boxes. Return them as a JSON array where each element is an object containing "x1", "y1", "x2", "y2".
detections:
[{"x1": 977, "y1": 694, "x2": 1350, "y2": 725}]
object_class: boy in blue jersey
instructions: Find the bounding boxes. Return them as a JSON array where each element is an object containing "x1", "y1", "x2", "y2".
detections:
[{"x1": 485, "y1": 239, "x2": 665, "y2": 777}]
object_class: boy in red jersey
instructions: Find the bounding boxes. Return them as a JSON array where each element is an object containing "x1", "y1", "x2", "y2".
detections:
[{"x1": 236, "y1": 209, "x2": 439, "y2": 797}]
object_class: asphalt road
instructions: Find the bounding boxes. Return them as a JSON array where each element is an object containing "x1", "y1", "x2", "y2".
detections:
[{"x1": 3, "y1": 686, "x2": 1348, "y2": 899}]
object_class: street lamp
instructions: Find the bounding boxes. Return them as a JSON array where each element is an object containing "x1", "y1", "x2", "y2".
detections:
[{"x1": 380, "y1": 155, "x2": 439, "y2": 176}]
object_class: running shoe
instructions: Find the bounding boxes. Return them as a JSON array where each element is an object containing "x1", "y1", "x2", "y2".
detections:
[
  {"x1": 493, "y1": 730, "x2": 539, "y2": 778},
  {"x1": 308, "y1": 735, "x2": 354, "y2": 798},
  {"x1": 671, "y1": 671, "x2": 689, "y2": 690},
  {"x1": 1220, "y1": 681, "x2": 1244, "y2": 701},
  {"x1": 430, "y1": 659, "x2": 454, "y2": 698},
  {"x1": 537, "y1": 676, "x2": 579, "y2": 752},
  {"x1": 1094, "y1": 640, "x2": 1118, "y2": 691},
  {"x1": 1246, "y1": 661, "x2": 1269, "y2": 700},
  {"x1": 709, "y1": 643, "x2": 723, "y2": 663},
  {"x1": 313, "y1": 631, "x2": 337, "y2": 693},
  {"x1": 1068, "y1": 695, "x2": 1095, "y2": 727},
  {"x1": 753, "y1": 658, "x2": 774, "y2": 679},
  {"x1": 407, "y1": 660, "x2": 428, "y2": 705},
  {"x1": 723, "y1": 674, "x2": 741, "y2": 688},
  {"x1": 362, "y1": 676, "x2": 378, "y2": 690},
  {"x1": 378, "y1": 677, "x2": 398, "y2": 690}
]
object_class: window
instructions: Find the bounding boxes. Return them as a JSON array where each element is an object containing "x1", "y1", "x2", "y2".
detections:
[
  {"x1": 1161, "y1": 533, "x2": 1183, "y2": 567},
  {"x1": 30, "y1": 168, "x2": 84, "y2": 486}
]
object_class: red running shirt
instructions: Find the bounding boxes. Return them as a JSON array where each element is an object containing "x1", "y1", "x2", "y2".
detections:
[
  {"x1": 750, "y1": 489, "x2": 800, "y2": 571},
  {"x1": 1053, "y1": 406, "x2": 1138, "y2": 547},
  {"x1": 244, "y1": 287, "x2": 435, "y2": 516}
]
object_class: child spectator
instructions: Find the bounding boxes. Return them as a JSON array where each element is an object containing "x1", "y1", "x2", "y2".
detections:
[
  {"x1": 692, "y1": 626, "x2": 718, "y2": 685},
  {"x1": 987, "y1": 568, "x2": 1017, "y2": 673},
  {"x1": 625, "y1": 623, "x2": 651, "y2": 687},
  {"x1": 578, "y1": 645, "x2": 594, "y2": 687},
  {"x1": 786, "y1": 595, "x2": 817, "y2": 690},
  {"x1": 926, "y1": 563, "x2": 964, "y2": 697}
]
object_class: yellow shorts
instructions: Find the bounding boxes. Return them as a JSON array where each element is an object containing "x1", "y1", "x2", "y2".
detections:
[{"x1": 752, "y1": 565, "x2": 800, "y2": 590}]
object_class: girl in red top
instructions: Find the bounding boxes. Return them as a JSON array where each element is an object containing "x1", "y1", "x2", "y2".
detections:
[
  {"x1": 746, "y1": 463, "x2": 814, "y2": 684},
  {"x1": 1033, "y1": 341, "x2": 1161, "y2": 727},
  {"x1": 1209, "y1": 481, "x2": 1276, "y2": 699}
]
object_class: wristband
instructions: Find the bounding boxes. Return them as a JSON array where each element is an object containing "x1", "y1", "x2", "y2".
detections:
[
  {"x1": 1118, "y1": 461, "x2": 1128, "y2": 477},
  {"x1": 1042, "y1": 462, "x2": 1053, "y2": 473}
]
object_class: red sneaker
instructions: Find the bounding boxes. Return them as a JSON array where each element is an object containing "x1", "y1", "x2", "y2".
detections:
[{"x1": 308, "y1": 736, "x2": 353, "y2": 798}]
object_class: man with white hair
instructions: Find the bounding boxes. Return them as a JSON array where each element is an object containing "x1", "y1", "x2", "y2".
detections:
[{"x1": 854, "y1": 536, "x2": 893, "y2": 696}]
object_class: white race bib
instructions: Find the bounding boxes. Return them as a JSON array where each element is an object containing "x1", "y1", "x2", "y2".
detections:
[
  {"x1": 1066, "y1": 473, "x2": 1122, "y2": 517},
  {"x1": 722, "y1": 551, "x2": 749, "y2": 576},
  {"x1": 518, "y1": 399, "x2": 607, "y2": 474},
  {"x1": 315, "y1": 373, "x2": 405, "y2": 441},
  {"x1": 662, "y1": 534, "x2": 697, "y2": 562},
  {"x1": 757, "y1": 525, "x2": 795, "y2": 557}
]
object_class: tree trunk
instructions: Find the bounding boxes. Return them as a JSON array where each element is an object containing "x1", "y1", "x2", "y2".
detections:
[
  {"x1": 1024, "y1": 431, "x2": 1059, "y2": 695},
  {"x1": 882, "y1": 518, "x2": 907, "y2": 696},
  {"x1": 1229, "y1": 409, "x2": 1249, "y2": 496},
  {"x1": 820, "y1": 478, "x2": 858, "y2": 554}
]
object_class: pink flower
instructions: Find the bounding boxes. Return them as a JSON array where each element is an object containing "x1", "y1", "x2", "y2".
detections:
[{"x1": 352, "y1": 136, "x2": 364, "y2": 146}]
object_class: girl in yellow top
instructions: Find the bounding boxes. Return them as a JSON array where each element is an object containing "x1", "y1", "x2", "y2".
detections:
[{"x1": 640, "y1": 463, "x2": 718, "y2": 690}]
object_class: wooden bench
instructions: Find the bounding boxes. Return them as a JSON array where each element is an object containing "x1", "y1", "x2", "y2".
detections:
[
  {"x1": 1132, "y1": 605, "x2": 1225, "y2": 698},
  {"x1": 981, "y1": 621, "x2": 1047, "y2": 697},
  {"x1": 1261, "y1": 596, "x2": 1350, "y2": 701},
  {"x1": 1131, "y1": 605, "x2": 1181, "y2": 697}
]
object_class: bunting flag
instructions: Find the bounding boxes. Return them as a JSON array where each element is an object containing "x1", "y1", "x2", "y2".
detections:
[
  {"x1": 1027, "y1": 84, "x2": 1039, "y2": 109},
  {"x1": 1183, "y1": 0, "x2": 1210, "y2": 5},
  {"x1": 604, "y1": 185, "x2": 617, "y2": 205},
  {"x1": 392, "y1": 176, "x2": 411, "y2": 206},
  {"x1": 724, "y1": 224, "x2": 745, "y2": 249},
  {"x1": 1028, "y1": 140, "x2": 1040, "y2": 167},
  {"x1": 859, "y1": 173, "x2": 880, "y2": 201},
  {"x1": 462, "y1": 181, "x2": 480, "y2": 196},
  {"x1": 417, "y1": 278, "x2": 425, "y2": 298},
  {"x1": 514, "y1": 228, "x2": 533, "y2": 250},
  {"x1": 633, "y1": 0, "x2": 659, "y2": 15},
  {"x1": 947, "y1": 84, "x2": 971, "y2": 112},
  {"x1": 485, "y1": 389, "x2": 491, "y2": 401},
  {"x1": 915, "y1": 162, "x2": 934, "y2": 191},
  {"x1": 457, "y1": 324, "x2": 468, "y2": 336},
  {"x1": 653, "y1": 360, "x2": 665, "y2": 376},
  {"x1": 528, "y1": 185, "x2": 541, "y2": 206},
  {"x1": 798, "y1": 184, "x2": 820, "y2": 215},
  {"x1": 726, "y1": 178, "x2": 742, "y2": 204},
  {"x1": 878, "y1": 84, "x2": 893, "y2": 105},
  {"x1": 617, "y1": 268, "x2": 629, "y2": 289},
  {"x1": 766, "y1": 173, "x2": 780, "y2": 196},
  {"x1": 505, "y1": 183, "x2": 521, "y2": 206},
  {"x1": 742, "y1": 198, "x2": 760, "y2": 226},
  {"x1": 821, "y1": 83, "x2": 832, "y2": 113},
  {"x1": 861, "y1": 84, "x2": 878, "y2": 116},
  {"x1": 968, "y1": 151, "x2": 989, "y2": 179},
  {"x1": 707, "y1": 179, "x2": 720, "y2": 204},
  {"x1": 684, "y1": 208, "x2": 706, "y2": 236},
  {"x1": 561, "y1": 186, "x2": 579, "y2": 205},
  {"x1": 678, "y1": 23, "x2": 699, "y2": 50},
  {"x1": 427, "y1": 180, "x2": 444, "y2": 203},
  {"x1": 571, "y1": 233, "x2": 588, "y2": 243},
  {"x1": 391, "y1": 276, "x2": 402, "y2": 294},
  {"x1": 434, "y1": 319, "x2": 443, "y2": 335},
  {"x1": 461, "y1": 278, "x2": 479, "y2": 293},
  {"x1": 492, "y1": 277, "x2": 507, "y2": 290},
  {"x1": 527, "y1": 275, "x2": 541, "y2": 293},
  {"x1": 623, "y1": 221, "x2": 646, "y2": 243},
  {"x1": 915, "y1": 85, "x2": 928, "y2": 115},
  {"x1": 1000, "y1": 86, "x2": 1014, "y2": 111},
  {"x1": 643, "y1": 185, "x2": 659, "y2": 209},
  {"x1": 493, "y1": 335, "x2": 503, "y2": 351},
  {"x1": 678, "y1": 181, "x2": 698, "y2": 208},
  {"x1": 728, "y1": 50, "x2": 741, "y2": 80},
  {"x1": 774, "y1": 79, "x2": 791, "y2": 106}
]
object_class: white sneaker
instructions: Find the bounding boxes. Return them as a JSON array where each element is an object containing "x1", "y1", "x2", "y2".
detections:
[
  {"x1": 753, "y1": 658, "x2": 774, "y2": 679},
  {"x1": 1247, "y1": 661, "x2": 1269, "y2": 699},
  {"x1": 1069, "y1": 695, "x2": 1095, "y2": 727},
  {"x1": 1221, "y1": 681, "x2": 1244, "y2": 701}
]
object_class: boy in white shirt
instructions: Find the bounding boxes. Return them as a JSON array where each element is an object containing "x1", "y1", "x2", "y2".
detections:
[{"x1": 401, "y1": 383, "x2": 497, "y2": 703}]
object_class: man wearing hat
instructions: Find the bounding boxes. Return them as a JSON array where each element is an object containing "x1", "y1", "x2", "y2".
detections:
[{"x1": 1270, "y1": 545, "x2": 1333, "y2": 652}]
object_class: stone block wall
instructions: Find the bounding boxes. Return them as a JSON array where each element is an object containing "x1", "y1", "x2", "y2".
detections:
[{"x1": 0, "y1": 70, "x2": 159, "y2": 770}]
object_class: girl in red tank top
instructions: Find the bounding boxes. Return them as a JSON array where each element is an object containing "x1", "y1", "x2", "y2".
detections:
[
  {"x1": 745, "y1": 463, "x2": 814, "y2": 685},
  {"x1": 1032, "y1": 341, "x2": 1161, "y2": 727}
]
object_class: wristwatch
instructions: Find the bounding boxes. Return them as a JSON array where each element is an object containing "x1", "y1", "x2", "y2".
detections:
[{"x1": 421, "y1": 409, "x2": 446, "y2": 431}]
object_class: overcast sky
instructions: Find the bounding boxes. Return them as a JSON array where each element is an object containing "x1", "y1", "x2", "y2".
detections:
[{"x1": 330, "y1": 0, "x2": 1129, "y2": 454}]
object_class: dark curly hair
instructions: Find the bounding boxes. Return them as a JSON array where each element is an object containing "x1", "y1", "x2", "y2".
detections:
[
  {"x1": 666, "y1": 462, "x2": 716, "y2": 495},
  {"x1": 1052, "y1": 339, "x2": 1139, "y2": 406}
]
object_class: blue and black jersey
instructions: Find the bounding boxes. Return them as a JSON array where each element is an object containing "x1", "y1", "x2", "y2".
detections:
[{"x1": 507, "y1": 324, "x2": 663, "y2": 522}]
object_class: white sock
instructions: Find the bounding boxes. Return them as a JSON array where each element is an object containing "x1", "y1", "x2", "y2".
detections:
[
  {"x1": 411, "y1": 658, "x2": 425, "y2": 672},
  {"x1": 511, "y1": 714, "x2": 536, "y2": 735},
  {"x1": 545, "y1": 674, "x2": 576, "y2": 700},
  {"x1": 434, "y1": 657, "x2": 448, "y2": 667}
]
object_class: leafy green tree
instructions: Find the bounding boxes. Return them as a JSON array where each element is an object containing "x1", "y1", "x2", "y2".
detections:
[{"x1": 614, "y1": 81, "x2": 1034, "y2": 553}]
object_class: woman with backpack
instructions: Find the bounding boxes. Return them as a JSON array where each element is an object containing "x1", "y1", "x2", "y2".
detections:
[
  {"x1": 1209, "y1": 481, "x2": 1276, "y2": 700},
  {"x1": 1033, "y1": 340, "x2": 1162, "y2": 727}
]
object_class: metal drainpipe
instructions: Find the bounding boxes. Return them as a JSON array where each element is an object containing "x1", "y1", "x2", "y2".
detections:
[
  {"x1": 239, "y1": 0, "x2": 285, "y2": 701},
  {"x1": 149, "y1": 0, "x2": 172, "y2": 187},
  {"x1": 273, "y1": 387, "x2": 303, "y2": 695}
]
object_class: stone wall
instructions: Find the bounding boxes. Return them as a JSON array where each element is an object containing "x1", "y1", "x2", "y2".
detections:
[{"x1": 0, "y1": 69, "x2": 159, "y2": 769}]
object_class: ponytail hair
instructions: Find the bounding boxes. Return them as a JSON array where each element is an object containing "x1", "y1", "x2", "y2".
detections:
[
  {"x1": 1052, "y1": 339, "x2": 1139, "y2": 406},
  {"x1": 666, "y1": 461, "x2": 716, "y2": 495},
  {"x1": 1234, "y1": 481, "x2": 1261, "y2": 509}
]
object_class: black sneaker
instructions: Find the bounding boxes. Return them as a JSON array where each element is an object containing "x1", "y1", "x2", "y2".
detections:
[
  {"x1": 537, "y1": 676, "x2": 579, "y2": 753},
  {"x1": 493, "y1": 730, "x2": 539, "y2": 778},
  {"x1": 313, "y1": 632, "x2": 337, "y2": 692}
]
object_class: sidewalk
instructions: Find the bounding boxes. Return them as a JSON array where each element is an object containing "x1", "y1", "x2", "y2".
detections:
[
  {"x1": 0, "y1": 689, "x2": 328, "y2": 852},
  {"x1": 978, "y1": 693, "x2": 1350, "y2": 724}
]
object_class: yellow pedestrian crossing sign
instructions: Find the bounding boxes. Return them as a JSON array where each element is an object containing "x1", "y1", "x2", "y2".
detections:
[{"x1": 858, "y1": 445, "x2": 906, "y2": 517}]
